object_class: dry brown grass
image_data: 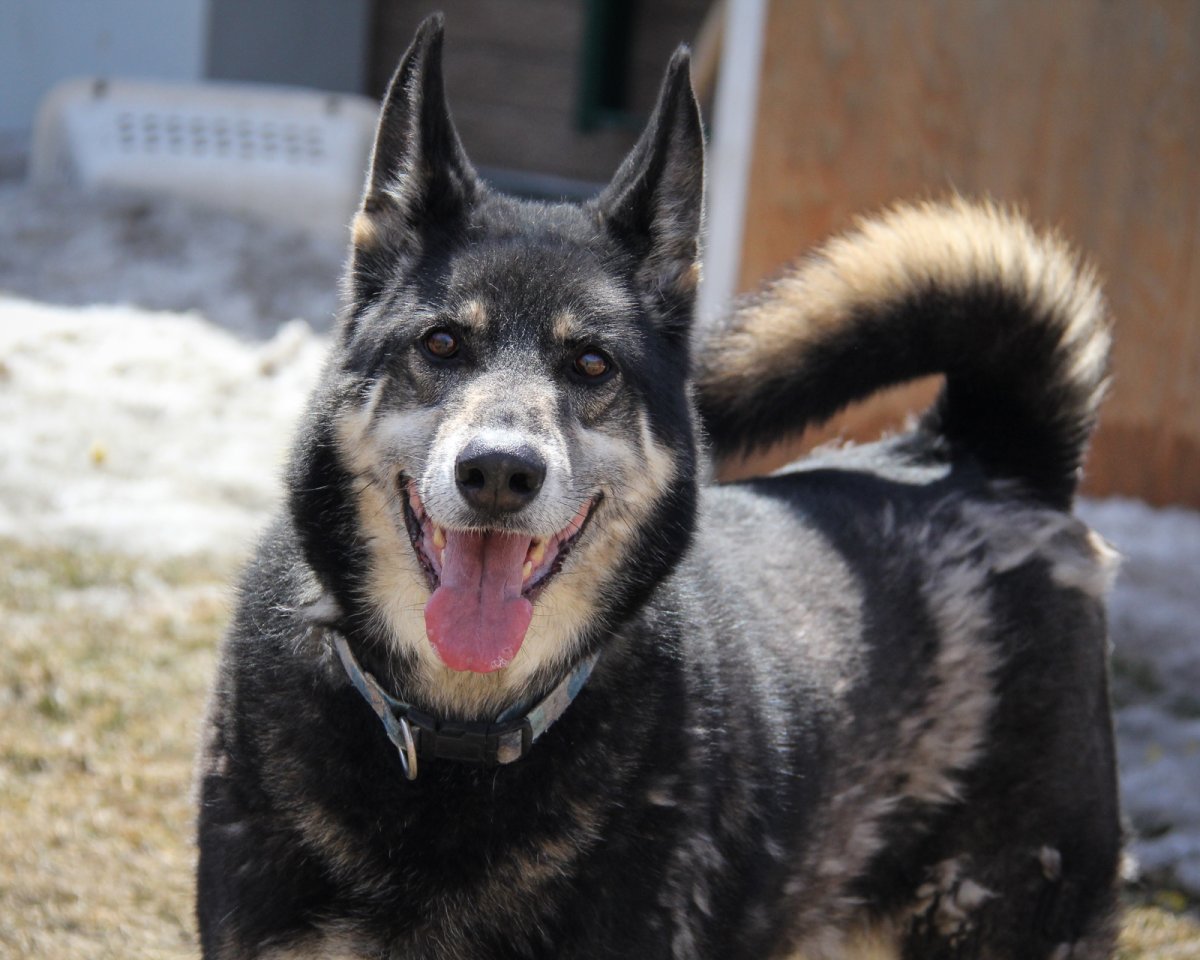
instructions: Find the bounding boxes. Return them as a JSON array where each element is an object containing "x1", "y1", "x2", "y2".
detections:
[
  {"x1": 0, "y1": 541, "x2": 228, "y2": 958},
  {"x1": 1119, "y1": 896, "x2": 1200, "y2": 959},
  {"x1": 1, "y1": 539, "x2": 1197, "y2": 958}
]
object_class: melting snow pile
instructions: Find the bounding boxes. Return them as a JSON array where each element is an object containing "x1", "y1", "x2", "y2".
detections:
[
  {"x1": 1078, "y1": 498, "x2": 1200, "y2": 896},
  {"x1": 0, "y1": 297, "x2": 325, "y2": 558}
]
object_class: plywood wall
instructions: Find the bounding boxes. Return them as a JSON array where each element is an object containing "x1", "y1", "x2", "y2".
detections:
[{"x1": 730, "y1": 0, "x2": 1200, "y2": 507}]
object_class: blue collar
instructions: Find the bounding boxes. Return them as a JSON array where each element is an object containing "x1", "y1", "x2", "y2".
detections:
[{"x1": 332, "y1": 633, "x2": 599, "y2": 780}]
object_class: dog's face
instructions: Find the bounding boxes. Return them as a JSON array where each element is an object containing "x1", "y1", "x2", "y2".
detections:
[{"x1": 289, "y1": 18, "x2": 705, "y2": 716}]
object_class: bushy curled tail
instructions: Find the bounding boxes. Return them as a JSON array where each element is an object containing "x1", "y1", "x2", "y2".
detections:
[{"x1": 694, "y1": 199, "x2": 1110, "y2": 507}]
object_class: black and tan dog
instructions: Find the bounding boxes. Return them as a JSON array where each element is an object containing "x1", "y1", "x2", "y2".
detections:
[{"x1": 197, "y1": 16, "x2": 1121, "y2": 959}]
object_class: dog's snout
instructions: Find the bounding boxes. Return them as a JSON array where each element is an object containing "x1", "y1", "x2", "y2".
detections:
[{"x1": 455, "y1": 442, "x2": 546, "y2": 514}]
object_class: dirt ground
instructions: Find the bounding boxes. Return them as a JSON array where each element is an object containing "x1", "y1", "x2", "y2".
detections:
[{"x1": 0, "y1": 541, "x2": 224, "y2": 958}]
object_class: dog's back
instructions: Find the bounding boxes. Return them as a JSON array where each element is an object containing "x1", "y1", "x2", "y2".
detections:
[
  {"x1": 677, "y1": 471, "x2": 1118, "y2": 956},
  {"x1": 681, "y1": 200, "x2": 1119, "y2": 956}
]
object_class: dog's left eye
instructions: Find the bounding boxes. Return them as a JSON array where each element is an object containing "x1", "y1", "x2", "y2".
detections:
[
  {"x1": 421, "y1": 329, "x2": 460, "y2": 360},
  {"x1": 573, "y1": 349, "x2": 613, "y2": 381}
]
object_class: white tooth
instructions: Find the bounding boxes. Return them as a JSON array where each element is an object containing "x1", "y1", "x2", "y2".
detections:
[
  {"x1": 529, "y1": 539, "x2": 546, "y2": 565},
  {"x1": 522, "y1": 560, "x2": 533, "y2": 581},
  {"x1": 433, "y1": 527, "x2": 446, "y2": 549}
]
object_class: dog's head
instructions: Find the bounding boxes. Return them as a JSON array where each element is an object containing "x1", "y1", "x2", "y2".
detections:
[{"x1": 289, "y1": 16, "x2": 704, "y2": 715}]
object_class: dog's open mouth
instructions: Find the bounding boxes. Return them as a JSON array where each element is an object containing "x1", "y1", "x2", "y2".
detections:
[{"x1": 400, "y1": 479, "x2": 598, "y2": 674}]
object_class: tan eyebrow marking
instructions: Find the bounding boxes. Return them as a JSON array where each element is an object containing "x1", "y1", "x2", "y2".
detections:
[
  {"x1": 552, "y1": 310, "x2": 583, "y2": 342},
  {"x1": 459, "y1": 299, "x2": 488, "y2": 332}
]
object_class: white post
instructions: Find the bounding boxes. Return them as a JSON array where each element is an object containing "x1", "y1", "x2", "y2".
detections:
[{"x1": 698, "y1": 0, "x2": 768, "y2": 325}]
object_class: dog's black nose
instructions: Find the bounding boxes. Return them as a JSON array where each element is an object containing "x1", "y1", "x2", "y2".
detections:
[{"x1": 455, "y1": 442, "x2": 546, "y2": 514}]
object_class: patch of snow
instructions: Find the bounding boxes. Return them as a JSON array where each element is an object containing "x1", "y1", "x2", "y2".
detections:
[
  {"x1": 1076, "y1": 499, "x2": 1200, "y2": 895},
  {"x1": 1115, "y1": 705, "x2": 1200, "y2": 894},
  {"x1": 0, "y1": 183, "x2": 346, "y2": 338},
  {"x1": 0, "y1": 296, "x2": 326, "y2": 559},
  {"x1": 1078, "y1": 498, "x2": 1200, "y2": 714}
]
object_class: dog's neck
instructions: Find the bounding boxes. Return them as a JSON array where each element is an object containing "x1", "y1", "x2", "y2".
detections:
[{"x1": 330, "y1": 631, "x2": 600, "y2": 780}]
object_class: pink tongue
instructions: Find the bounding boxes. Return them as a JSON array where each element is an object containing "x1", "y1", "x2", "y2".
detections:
[{"x1": 424, "y1": 530, "x2": 533, "y2": 673}]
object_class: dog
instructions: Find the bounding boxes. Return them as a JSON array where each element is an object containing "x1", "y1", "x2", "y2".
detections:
[{"x1": 196, "y1": 15, "x2": 1122, "y2": 959}]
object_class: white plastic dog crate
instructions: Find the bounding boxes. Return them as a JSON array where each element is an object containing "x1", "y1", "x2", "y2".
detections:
[{"x1": 30, "y1": 77, "x2": 380, "y2": 238}]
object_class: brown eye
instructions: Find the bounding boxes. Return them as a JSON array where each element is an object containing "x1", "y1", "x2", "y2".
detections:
[
  {"x1": 422, "y1": 329, "x2": 459, "y2": 359},
  {"x1": 573, "y1": 349, "x2": 612, "y2": 380}
]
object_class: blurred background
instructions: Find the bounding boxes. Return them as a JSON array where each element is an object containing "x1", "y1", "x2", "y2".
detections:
[
  {"x1": 3, "y1": 0, "x2": 1196, "y2": 506},
  {"x1": 0, "y1": 2, "x2": 1197, "y2": 957}
]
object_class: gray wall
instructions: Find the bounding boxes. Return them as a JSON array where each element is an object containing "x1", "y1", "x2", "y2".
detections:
[
  {"x1": 205, "y1": 0, "x2": 371, "y2": 94},
  {"x1": 0, "y1": 0, "x2": 208, "y2": 137},
  {"x1": 0, "y1": 0, "x2": 370, "y2": 163}
]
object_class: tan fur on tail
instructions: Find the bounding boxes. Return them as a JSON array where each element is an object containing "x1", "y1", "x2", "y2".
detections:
[{"x1": 695, "y1": 199, "x2": 1110, "y2": 505}]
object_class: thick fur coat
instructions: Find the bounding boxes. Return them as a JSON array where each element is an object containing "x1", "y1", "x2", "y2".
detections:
[{"x1": 197, "y1": 17, "x2": 1121, "y2": 959}]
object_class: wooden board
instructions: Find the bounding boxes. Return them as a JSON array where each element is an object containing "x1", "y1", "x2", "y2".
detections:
[{"x1": 731, "y1": 0, "x2": 1200, "y2": 506}]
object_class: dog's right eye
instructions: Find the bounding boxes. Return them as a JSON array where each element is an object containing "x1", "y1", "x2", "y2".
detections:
[
  {"x1": 572, "y1": 348, "x2": 614, "y2": 382},
  {"x1": 421, "y1": 329, "x2": 460, "y2": 360}
]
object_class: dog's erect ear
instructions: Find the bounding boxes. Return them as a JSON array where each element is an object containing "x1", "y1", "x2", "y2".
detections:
[
  {"x1": 350, "y1": 15, "x2": 477, "y2": 296},
  {"x1": 594, "y1": 48, "x2": 704, "y2": 335}
]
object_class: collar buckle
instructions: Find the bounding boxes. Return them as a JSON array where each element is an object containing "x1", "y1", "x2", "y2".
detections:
[
  {"x1": 406, "y1": 710, "x2": 533, "y2": 765},
  {"x1": 387, "y1": 713, "x2": 419, "y2": 780}
]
